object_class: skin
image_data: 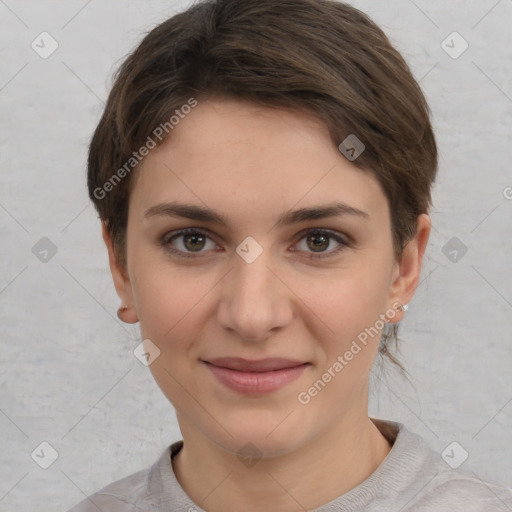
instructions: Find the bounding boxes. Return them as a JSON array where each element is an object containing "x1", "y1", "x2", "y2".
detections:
[{"x1": 103, "y1": 98, "x2": 431, "y2": 512}]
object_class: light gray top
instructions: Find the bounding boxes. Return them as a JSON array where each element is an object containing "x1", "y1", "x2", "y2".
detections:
[{"x1": 67, "y1": 419, "x2": 512, "y2": 511}]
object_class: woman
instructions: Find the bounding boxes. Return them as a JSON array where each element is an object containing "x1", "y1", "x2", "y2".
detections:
[{"x1": 68, "y1": 0, "x2": 512, "y2": 510}]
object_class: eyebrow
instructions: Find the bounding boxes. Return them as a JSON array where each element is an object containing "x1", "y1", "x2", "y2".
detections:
[{"x1": 144, "y1": 201, "x2": 369, "y2": 229}]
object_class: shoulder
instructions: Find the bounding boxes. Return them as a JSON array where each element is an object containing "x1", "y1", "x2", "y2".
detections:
[
  {"x1": 65, "y1": 443, "x2": 182, "y2": 512},
  {"x1": 65, "y1": 468, "x2": 147, "y2": 511},
  {"x1": 403, "y1": 472, "x2": 512, "y2": 511},
  {"x1": 373, "y1": 420, "x2": 512, "y2": 512},
  {"x1": 65, "y1": 465, "x2": 154, "y2": 512}
]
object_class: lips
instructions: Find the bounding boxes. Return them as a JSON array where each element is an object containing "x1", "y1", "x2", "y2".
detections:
[
  {"x1": 202, "y1": 357, "x2": 310, "y2": 394},
  {"x1": 205, "y1": 357, "x2": 306, "y2": 372}
]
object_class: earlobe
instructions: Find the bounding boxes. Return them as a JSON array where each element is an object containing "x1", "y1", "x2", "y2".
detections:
[
  {"x1": 101, "y1": 222, "x2": 139, "y2": 324},
  {"x1": 386, "y1": 214, "x2": 431, "y2": 322}
]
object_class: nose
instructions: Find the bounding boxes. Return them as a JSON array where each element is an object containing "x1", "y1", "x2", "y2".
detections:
[{"x1": 216, "y1": 241, "x2": 293, "y2": 343}]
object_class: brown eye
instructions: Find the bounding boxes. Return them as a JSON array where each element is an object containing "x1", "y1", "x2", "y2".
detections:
[
  {"x1": 161, "y1": 228, "x2": 218, "y2": 258},
  {"x1": 306, "y1": 232, "x2": 330, "y2": 252},
  {"x1": 294, "y1": 229, "x2": 350, "y2": 259},
  {"x1": 182, "y1": 232, "x2": 207, "y2": 252}
]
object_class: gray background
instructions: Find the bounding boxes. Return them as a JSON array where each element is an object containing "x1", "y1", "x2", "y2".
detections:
[{"x1": 0, "y1": 1, "x2": 511, "y2": 510}]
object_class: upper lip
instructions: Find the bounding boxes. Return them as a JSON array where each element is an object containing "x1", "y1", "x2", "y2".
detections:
[{"x1": 204, "y1": 357, "x2": 308, "y2": 372}]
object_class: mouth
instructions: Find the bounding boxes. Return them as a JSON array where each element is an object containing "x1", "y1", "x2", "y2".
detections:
[{"x1": 202, "y1": 357, "x2": 310, "y2": 394}]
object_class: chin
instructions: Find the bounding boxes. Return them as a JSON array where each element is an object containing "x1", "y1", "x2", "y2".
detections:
[{"x1": 201, "y1": 406, "x2": 317, "y2": 460}]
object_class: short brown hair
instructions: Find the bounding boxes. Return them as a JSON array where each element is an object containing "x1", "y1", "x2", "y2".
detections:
[{"x1": 88, "y1": 0, "x2": 437, "y2": 370}]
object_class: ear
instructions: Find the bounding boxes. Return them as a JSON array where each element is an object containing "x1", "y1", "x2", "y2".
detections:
[
  {"x1": 386, "y1": 214, "x2": 431, "y2": 322},
  {"x1": 102, "y1": 222, "x2": 138, "y2": 323}
]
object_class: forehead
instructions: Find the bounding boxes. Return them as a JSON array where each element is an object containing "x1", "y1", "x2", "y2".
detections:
[{"x1": 129, "y1": 98, "x2": 389, "y2": 228}]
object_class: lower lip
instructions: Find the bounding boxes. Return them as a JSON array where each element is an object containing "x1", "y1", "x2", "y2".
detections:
[{"x1": 203, "y1": 362, "x2": 309, "y2": 394}]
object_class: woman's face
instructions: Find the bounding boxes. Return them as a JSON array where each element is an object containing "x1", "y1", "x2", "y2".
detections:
[{"x1": 106, "y1": 98, "x2": 428, "y2": 457}]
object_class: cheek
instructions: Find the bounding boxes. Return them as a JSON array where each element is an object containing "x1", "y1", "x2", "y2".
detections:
[
  {"x1": 130, "y1": 253, "x2": 222, "y2": 362},
  {"x1": 134, "y1": 269, "x2": 201, "y2": 342},
  {"x1": 296, "y1": 272, "x2": 389, "y2": 402},
  {"x1": 297, "y1": 265, "x2": 391, "y2": 340},
  {"x1": 130, "y1": 265, "x2": 213, "y2": 406}
]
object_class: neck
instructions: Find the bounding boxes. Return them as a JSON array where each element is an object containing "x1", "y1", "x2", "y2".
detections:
[{"x1": 172, "y1": 414, "x2": 391, "y2": 512}]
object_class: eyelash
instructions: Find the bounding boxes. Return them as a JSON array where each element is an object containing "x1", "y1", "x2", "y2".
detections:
[{"x1": 160, "y1": 227, "x2": 351, "y2": 260}]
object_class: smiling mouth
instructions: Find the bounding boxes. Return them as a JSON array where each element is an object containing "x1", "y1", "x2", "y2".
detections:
[{"x1": 202, "y1": 357, "x2": 310, "y2": 393}]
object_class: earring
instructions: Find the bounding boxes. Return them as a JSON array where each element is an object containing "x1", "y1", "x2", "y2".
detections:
[
  {"x1": 399, "y1": 304, "x2": 409, "y2": 312},
  {"x1": 117, "y1": 305, "x2": 129, "y2": 320}
]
